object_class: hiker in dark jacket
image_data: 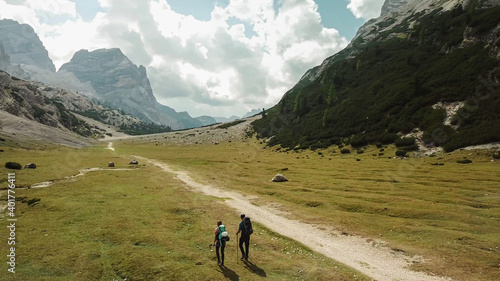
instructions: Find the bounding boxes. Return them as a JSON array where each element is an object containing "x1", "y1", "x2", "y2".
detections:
[
  {"x1": 214, "y1": 221, "x2": 226, "y2": 266},
  {"x1": 236, "y1": 214, "x2": 250, "y2": 261}
]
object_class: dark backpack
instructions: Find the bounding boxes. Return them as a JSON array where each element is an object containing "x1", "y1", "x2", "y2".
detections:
[{"x1": 242, "y1": 217, "x2": 253, "y2": 235}]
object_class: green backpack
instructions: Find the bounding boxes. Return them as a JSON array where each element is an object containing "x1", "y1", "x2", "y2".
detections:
[{"x1": 218, "y1": 225, "x2": 230, "y2": 242}]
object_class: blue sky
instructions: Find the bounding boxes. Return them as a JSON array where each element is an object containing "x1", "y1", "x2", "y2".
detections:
[{"x1": 0, "y1": 0, "x2": 385, "y2": 117}]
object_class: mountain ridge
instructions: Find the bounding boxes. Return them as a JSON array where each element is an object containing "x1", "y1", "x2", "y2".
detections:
[
  {"x1": 252, "y1": 0, "x2": 500, "y2": 152},
  {"x1": 59, "y1": 48, "x2": 215, "y2": 130},
  {"x1": 0, "y1": 20, "x2": 216, "y2": 130}
]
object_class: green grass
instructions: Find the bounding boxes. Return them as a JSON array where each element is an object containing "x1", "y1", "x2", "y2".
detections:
[
  {"x1": 115, "y1": 138, "x2": 500, "y2": 281},
  {"x1": 0, "y1": 144, "x2": 368, "y2": 281}
]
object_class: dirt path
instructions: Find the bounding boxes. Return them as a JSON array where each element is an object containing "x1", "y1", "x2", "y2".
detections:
[
  {"x1": 129, "y1": 150, "x2": 454, "y2": 281},
  {"x1": 106, "y1": 142, "x2": 115, "y2": 151},
  {"x1": 29, "y1": 167, "x2": 134, "y2": 189}
]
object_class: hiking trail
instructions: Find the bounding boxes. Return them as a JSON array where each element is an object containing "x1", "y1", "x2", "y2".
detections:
[{"x1": 122, "y1": 144, "x2": 453, "y2": 281}]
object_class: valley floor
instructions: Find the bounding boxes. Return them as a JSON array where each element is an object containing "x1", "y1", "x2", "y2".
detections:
[
  {"x1": 1, "y1": 118, "x2": 499, "y2": 280},
  {"x1": 130, "y1": 146, "x2": 453, "y2": 281}
]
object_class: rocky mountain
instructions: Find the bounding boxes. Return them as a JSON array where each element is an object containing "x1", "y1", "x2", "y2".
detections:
[
  {"x1": 0, "y1": 19, "x2": 55, "y2": 72},
  {"x1": 0, "y1": 70, "x2": 171, "y2": 139},
  {"x1": 253, "y1": 0, "x2": 500, "y2": 152},
  {"x1": 380, "y1": 0, "x2": 410, "y2": 16},
  {"x1": 59, "y1": 48, "x2": 204, "y2": 130},
  {"x1": 195, "y1": 115, "x2": 218, "y2": 126},
  {"x1": 214, "y1": 116, "x2": 240, "y2": 123},
  {"x1": 0, "y1": 20, "x2": 210, "y2": 131},
  {"x1": 243, "y1": 108, "x2": 263, "y2": 118},
  {"x1": 0, "y1": 40, "x2": 10, "y2": 66}
]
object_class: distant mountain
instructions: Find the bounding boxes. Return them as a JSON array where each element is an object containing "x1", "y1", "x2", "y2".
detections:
[
  {"x1": 242, "y1": 108, "x2": 263, "y2": 118},
  {"x1": 0, "y1": 19, "x2": 55, "y2": 72},
  {"x1": 59, "y1": 48, "x2": 204, "y2": 130},
  {"x1": 0, "y1": 40, "x2": 10, "y2": 66},
  {"x1": 195, "y1": 115, "x2": 218, "y2": 126},
  {"x1": 0, "y1": 70, "x2": 171, "y2": 138},
  {"x1": 253, "y1": 0, "x2": 500, "y2": 152},
  {"x1": 214, "y1": 116, "x2": 240, "y2": 123},
  {"x1": 0, "y1": 20, "x2": 209, "y2": 131}
]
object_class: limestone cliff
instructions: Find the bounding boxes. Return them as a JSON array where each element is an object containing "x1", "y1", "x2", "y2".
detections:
[
  {"x1": 59, "y1": 48, "x2": 204, "y2": 129},
  {"x1": 0, "y1": 19, "x2": 55, "y2": 72}
]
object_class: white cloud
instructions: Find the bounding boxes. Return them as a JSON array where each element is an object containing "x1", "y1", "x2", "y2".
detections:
[
  {"x1": 347, "y1": 0, "x2": 385, "y2": 20},
  {"x1": 0, "y1": 0, "x2": 349, "y2": 118}
]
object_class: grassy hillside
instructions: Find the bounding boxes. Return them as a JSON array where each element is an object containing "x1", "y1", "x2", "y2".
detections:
[{"x1": 253, "y1": 5, "x2": 500, "y2": 152}]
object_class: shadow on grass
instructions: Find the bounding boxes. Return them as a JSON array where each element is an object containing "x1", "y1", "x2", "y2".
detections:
[
  {"x1": 217, "y1": 265, "x2": 239, "y2": 281},
  {"x1": 243, "y1": 260, "x2": 266, "y2": 277}
]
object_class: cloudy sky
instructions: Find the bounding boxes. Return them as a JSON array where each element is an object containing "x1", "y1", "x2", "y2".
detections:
[{"x1": 0, "y1": 0, "x2": 385, "y2": 118}]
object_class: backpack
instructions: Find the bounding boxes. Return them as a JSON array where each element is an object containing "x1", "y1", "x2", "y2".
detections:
[
  {"x1": 242, "y1": 217, "x2": 253, "y2": 235},
  {"x1": 218, "y1": 225, "x2": 230, "y2": 242}
]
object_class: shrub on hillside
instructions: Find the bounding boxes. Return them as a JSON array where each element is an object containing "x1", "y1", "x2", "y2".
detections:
[
  {"x1": 395, "y1": 137, "x2": 416, "y2": 147},
  {"x1": 341, "y1": 148, "x2": 351, "y2": 154},
  {"x1": 5, "y1": 162, "x2": 22, "y2": 170},
  {"x1": 395, "y1": 150, "x2": 408, "y2": 157}
]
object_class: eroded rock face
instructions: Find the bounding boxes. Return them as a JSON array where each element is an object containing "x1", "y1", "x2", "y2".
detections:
[
  {"x1": 0, "y1": 19, "x2": 55, "y2": 72},
  {"x1": 60, "y1": 48, "x2": 204, "y2": 129},
  {"x1": 380, "y1": 0, "x2": 411, "y2": 16},
  {"x1": 0, "y1": 40, "x2": 11, "y2": 66}
]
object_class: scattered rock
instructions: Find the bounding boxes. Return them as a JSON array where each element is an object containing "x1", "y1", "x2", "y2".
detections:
[
  {"x1": 24, "y1": 163, "x2": 37, "y2": 169},
  {"x1": 271, "y1": 174, "x2": 288, "y2": 182},
  {"x1": 5, "y1": 162, "x2": 22, "y2": 170}
]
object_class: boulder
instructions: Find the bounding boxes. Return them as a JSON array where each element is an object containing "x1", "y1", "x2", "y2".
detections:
[
  {"x1": 129, "y1": 160, "x2": 138, "y2": 165},
  {"x1": 271, "y1": 174, "x2": 288, "y2": 182},
  {"x1": 24, "y1": 163, "x2": 37, "y2": 169},
  {"x1": 108, "y1": 162, "x2": 115, "y2": 167}
]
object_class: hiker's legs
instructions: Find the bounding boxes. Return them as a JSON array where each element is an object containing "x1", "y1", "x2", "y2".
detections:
[
  {"x1": 244, "y1": 237, "x2": 250, "y2": 259},
  {"x1": 216, "y1": 245, "x2": 221, "y2": 264},
  {"x1": 221, "y1": 245, "x2": 225, "y2": 265},
  {"x1": 240, "y1": 235, "x2": 249, "y2": 259},
  {"x1": 239, "y1": 236, "x2": 246, "y2": 258}
]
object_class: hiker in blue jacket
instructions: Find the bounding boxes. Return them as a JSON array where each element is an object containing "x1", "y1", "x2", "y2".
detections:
[
  {"x1": 214, "y1": 220, "x2": 226, "y2": 266},
  {"x1": 236, "y1": 214, "x2": 252, "y2": 261}
]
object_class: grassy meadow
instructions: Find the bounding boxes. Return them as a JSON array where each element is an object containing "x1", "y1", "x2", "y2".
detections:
[
  {"x1": 0, "y1": 144, "x2": 369, "y2": 281},
  {"x1": 114, "y1": 137, "x2": 500, "y2": 281}
]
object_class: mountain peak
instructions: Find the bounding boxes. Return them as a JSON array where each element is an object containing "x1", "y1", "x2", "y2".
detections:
[
  {"x1": 0, "y1": 19, "x2": 56, "y2": 72},
  {"x1": 380, "y1": 0, "x2": 411, "y2": 16}
]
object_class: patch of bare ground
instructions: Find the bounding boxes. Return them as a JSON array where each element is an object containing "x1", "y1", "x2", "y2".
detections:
[
  {"x1": 106, "y1": 115, "x2": 261, "y2": 145},
  {"x1": 0, "y1": 110, "x2": 92, "y2": 147}
]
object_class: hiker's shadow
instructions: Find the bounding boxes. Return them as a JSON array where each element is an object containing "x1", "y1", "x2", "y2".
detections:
[
  {"x1": 243, "y1": 260, "x2": 267, "y2": 277},
  {"x1": 217, "y1": 265, "x2": 239, "y2": 281}
]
